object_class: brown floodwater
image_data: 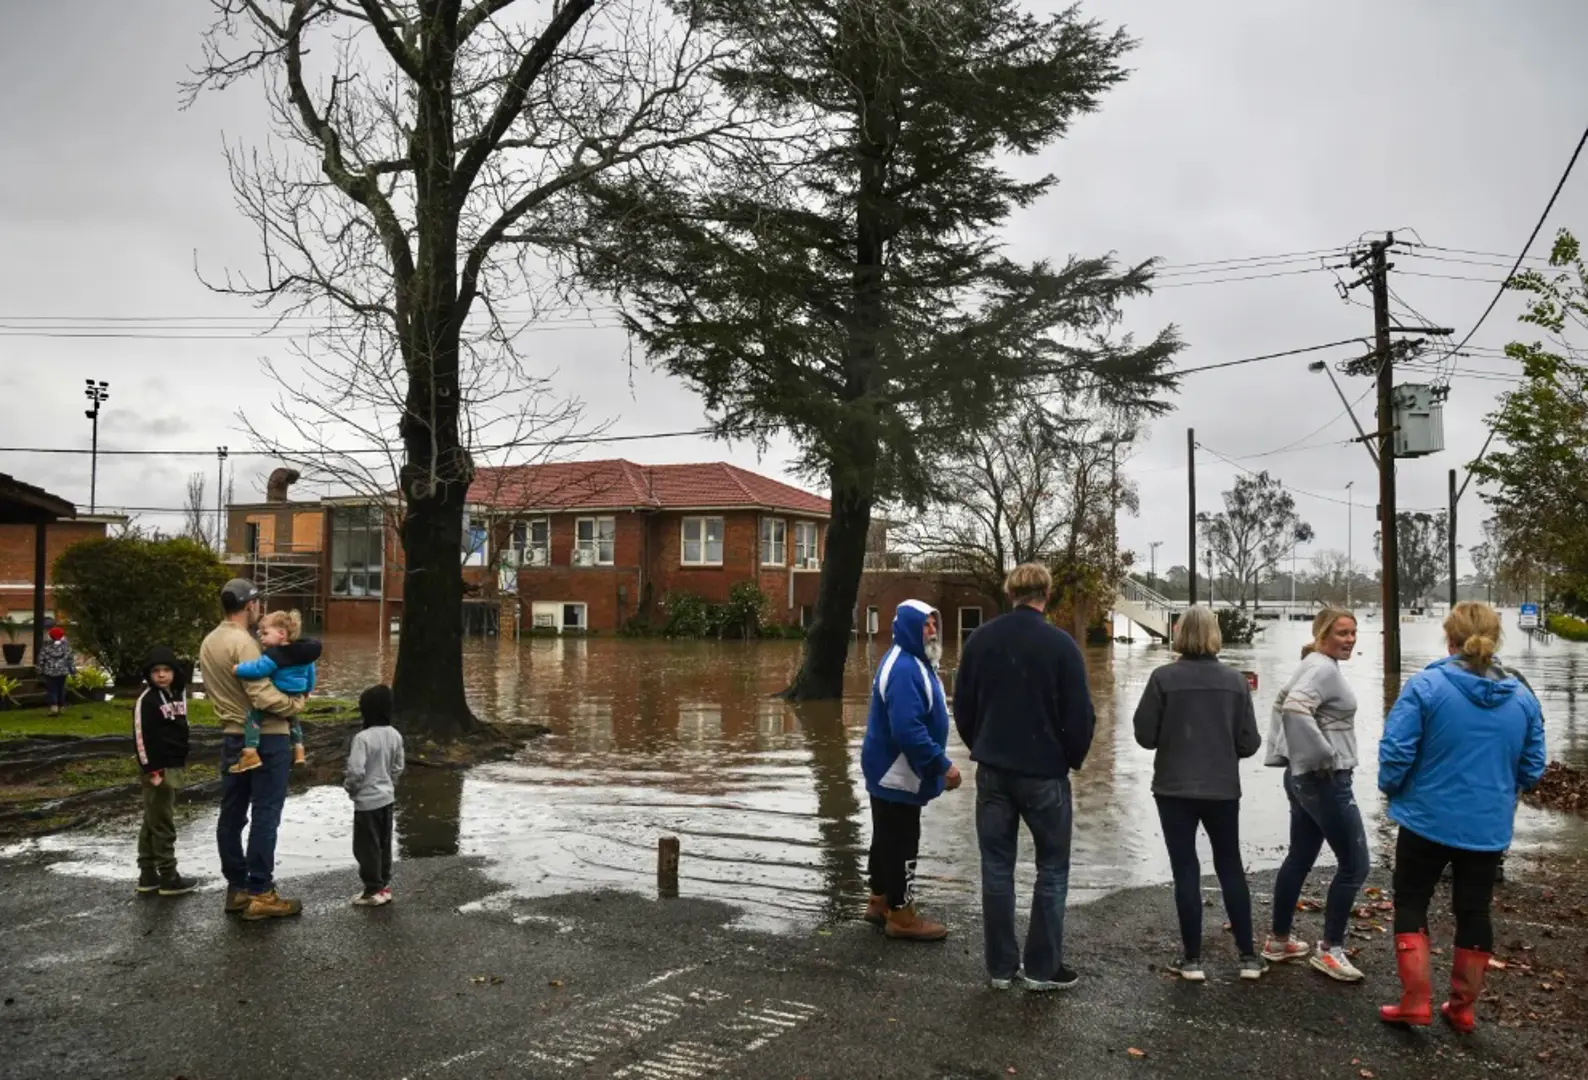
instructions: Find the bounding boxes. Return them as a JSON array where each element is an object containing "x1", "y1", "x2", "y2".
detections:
[{"x1": 11, "y1": 612, "x2": 1587, "y2": 931}]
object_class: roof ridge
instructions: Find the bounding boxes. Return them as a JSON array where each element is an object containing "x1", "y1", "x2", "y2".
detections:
[{"x1": 718, "y1": 461, "x2": 757, "y2": 503}]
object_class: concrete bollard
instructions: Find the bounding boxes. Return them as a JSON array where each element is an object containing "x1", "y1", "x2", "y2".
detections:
[{"x1": 657, "y1": 835, "x2": 680, "y2": 898}]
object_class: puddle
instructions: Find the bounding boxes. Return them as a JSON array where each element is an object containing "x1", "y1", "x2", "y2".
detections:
[{"x1": 9, "y1": 616, "x2": 1585, "y2": 931}]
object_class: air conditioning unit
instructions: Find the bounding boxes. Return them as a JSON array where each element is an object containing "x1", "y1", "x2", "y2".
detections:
[
  {"x1": 799, "y1": 557, "x2": 820, "y2": 570},
  {"x1": 527, "y1": 547, "x2": 550, "y2": 567},
  {"x1": 572, "y1": 549, "x2": 596, "y2": 567}
]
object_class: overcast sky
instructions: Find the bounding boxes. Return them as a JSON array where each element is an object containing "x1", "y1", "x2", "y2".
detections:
[{"x1": 2, "y1": 1, "x2": 1584, "y2": 582}]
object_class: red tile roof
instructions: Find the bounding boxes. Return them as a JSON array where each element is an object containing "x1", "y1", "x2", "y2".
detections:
[{"x1": 468, "y1": 460, "x2": 830, "y2": 517}]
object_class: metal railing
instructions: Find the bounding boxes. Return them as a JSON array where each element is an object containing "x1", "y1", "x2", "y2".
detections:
[{"x1": 1119, "y1": 576, "x2": 1178, "y2": 619}]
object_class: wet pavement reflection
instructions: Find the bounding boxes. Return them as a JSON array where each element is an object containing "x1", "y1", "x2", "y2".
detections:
[{"x1": 13, "y1": 613, "x2": 1587, "y2": 931}]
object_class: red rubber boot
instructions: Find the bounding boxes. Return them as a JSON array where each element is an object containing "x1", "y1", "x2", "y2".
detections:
[
  {"x1": 1441, "y1": 947, "x2": 1491, "y2": 1034},
  {"x1": 1378, "y1": 932, "x2": 1433, "y2": 1025}
]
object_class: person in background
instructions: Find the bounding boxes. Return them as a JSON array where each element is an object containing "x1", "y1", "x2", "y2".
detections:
[
  {"x1": 1132, "y1": 605, "x2": 1265, "y2": 982},
  {"x1": 199, "y1": 579, "x2": 307, "y2": 921},
  {"x1": 36, "y1": 625, "x2": 76, "y2": 717},
  {"x1": 861, "y1": 599, "x2": 961, "y2": 942},
  {"x1": 133, "y1": 646, "x2": 197, "y2": 896},
  {"x1": 345, "y1": 684, "x2": 405, "y2": 907},
  {"x1": 231, "y1": 608, "x2": 319, "y2": 772},
  {"x1": 1377, "y1": 602, "x2": 1546, "y2": 1033},
  {"x1": 954, "y1": 563, "x2": 1095, "y2": 992},
  {"x1": 1262, "y1": 606, "x2": 1370, "y2": 982}
]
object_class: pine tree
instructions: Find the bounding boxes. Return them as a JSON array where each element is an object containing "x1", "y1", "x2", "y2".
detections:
[{"x1": 575, "y1": 0, "x2": 1182, "y2": 698}]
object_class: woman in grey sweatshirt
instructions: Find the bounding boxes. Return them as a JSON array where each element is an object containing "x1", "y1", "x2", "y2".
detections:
[
  {"x1": 346, "y1": 684, "x2": 405, "y2": 906},
  {"x1": 1262, "y1": 607, "x2": 1370, "y2": 983}
]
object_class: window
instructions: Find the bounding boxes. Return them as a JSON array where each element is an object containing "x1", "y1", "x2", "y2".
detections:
[
  {"x1": 509, "y1": 517, "x2": 551, "y2": 567},
  {"x1": 866, "y1": 606, "x2": 880, "y2": 635},
  {"x1": 561, "y1": 603, "x2": 587, "y2": 631},
  {"x1": 329, "y1": 505, "x2": 384, "y2": 598},
  {"x1": 682, "y1": 516, "x2": 724, "y2": 566},
  {"x1": 760, "y1": 518, "x2": 787, "y2": 566},
  {"x1": 794, "y1": 521, "x2": 819, "y2": 568},
  {"x1": 530, "y1": 601, "x2": 587, "y2": 633},
  {"x1": 574, "y1": 516, "x2": 615, "y2": 566},
  {"x1": 461, "y1": 517, "x2": 488, "y2": 567},
  {"x1": 959, "y1": 606, "x2": 984, "y2": 644}
]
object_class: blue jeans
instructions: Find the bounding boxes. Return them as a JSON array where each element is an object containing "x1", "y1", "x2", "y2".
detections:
[
  {"x1": 42, "y1": 675, "x2": 68, "y2": 707},
  {"x1": 217, "y1": 733, "x2": 291, "y2": 894},
  {"x1": 976, "y1": 765, "x2": 1073, "y2": 981},
  {"x1": 1272, "y1": 769, "x2": 1371, "y2": 947}
]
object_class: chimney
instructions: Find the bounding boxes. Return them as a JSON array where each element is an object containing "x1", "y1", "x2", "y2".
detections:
[{"x1": 265, "y1": 467, "x2": 301, "y2": 503}]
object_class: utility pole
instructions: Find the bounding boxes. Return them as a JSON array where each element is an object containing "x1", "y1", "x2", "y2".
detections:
[
  {"x1": 1149, "y1": 540, "x2": 1162, "y2": 593},
  {"x1": 216, "y1": 447, "x2": 229, "y2": 555},
  {"x1": 83, "y1": 380, "x2": 109, "y2": 513},
  {"x1": 1448, "y1": 468, "x2": 1458, "y2": 609},
  {"x1": 1187, "y1": 428, "x2": 1197, "y2": 606},
  {"x1": 1346, "y1": 481, "x2": 1354, "y2": 609}
]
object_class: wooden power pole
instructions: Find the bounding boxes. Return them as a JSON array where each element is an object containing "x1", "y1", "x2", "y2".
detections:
[
  {"x1": 1371, "y1": 237, "x2": 1402, "y2": 686},
  {"x1": 1187, "y1": 427, "x2": 1197, "y2": 606}
]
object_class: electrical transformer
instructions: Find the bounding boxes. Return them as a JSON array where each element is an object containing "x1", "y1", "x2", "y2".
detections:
[{"x1": 1392, "y1": 383, "x2": 1445, "y2": 458}]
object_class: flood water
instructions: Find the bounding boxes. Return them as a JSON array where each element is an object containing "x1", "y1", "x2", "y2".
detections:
[{"x1": 14, "y1": 611, "x2": 1588, "y2": 931}]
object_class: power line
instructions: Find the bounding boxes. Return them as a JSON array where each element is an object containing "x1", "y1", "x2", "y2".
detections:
[
  {"x1": 1154, "y1": 266, "x2": 1332, "y2": 289},
  {"x1": 1196, "y1": 441, "x2": 1443, "y2": 513},
  {"x1": 1171, "y1": 337, "x2": 1367, "y2": 376}
]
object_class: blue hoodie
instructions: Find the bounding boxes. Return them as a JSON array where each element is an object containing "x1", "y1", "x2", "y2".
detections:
[
  {"x1": 1379, "y1": 654, "x2": 1547, "y2": 852},
  {"x1": 861, "y1": 600, "x2": 953, "y2": 807}
]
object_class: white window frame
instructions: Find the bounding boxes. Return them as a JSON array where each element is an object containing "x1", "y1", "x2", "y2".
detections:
[
  {"x1": 524, "y1": 517, "x2": 551, "y2": 567},
  {"x1": 793, "y1": 521, "x2": 820, "y2": 569},
  {"x1": 574, "y1": 516, "x2": 615, "y2": 567},
  {"x1": 681, "y1": 515, "x2": 725, "y2": 567},
  {"x1": 561, "y1": 602, "x2": 588, "y2": 632},
  {"x1": 866, "y1": 606, "x2": 880, "y2": 636},
  {"x1": 958, "y1": 606, "x2": 984, "y2": 643},
  {"x1": 760, "y1": 517, "x2": 787, "y2": 566}
]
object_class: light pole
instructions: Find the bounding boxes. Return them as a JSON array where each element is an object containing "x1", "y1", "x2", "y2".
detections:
[
  {"x1": 216, "y1": 447, "x2": 229, "y2": 555},
  {"x1": 1346, "y1": 481, "x2": 1354, "y2": 609},
  {"x1": 83, "y1": 380, "x2": 109, "y2": 513},
  {"x1": 1148, "y1": 540, "x2": 1162, "y2": 592}
]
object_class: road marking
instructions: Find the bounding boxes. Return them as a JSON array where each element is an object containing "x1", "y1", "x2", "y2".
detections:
[
  {"x1": 610, "y1": 998, "x2": 821, "y2": 1079},
  {"x1": 518, "y1": 987, "x2": 730, "y2": 1070}
]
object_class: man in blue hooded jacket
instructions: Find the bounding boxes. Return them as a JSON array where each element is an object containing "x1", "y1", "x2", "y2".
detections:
[{"x1": 861, "y1": 599, "x2": 961, "y2": 940}]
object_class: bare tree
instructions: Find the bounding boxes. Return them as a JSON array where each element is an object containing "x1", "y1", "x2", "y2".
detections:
[
  {"x1": 1308, "y1": 548, "x2": 1352, "y2": 605},
  {"x1": 182, "y1": 473, "x2": 212, "y2": 548},
  {"x1": 1198, "y1": 471, "x2": 1313, "y2": 610},
  {"x1": 188, "y1": 1, "x2": 745, "y2": 737}
]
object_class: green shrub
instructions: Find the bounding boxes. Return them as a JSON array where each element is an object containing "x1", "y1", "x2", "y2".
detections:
[
  {"x1": 52, "y1": 536, "x2": 228, "y2": 684},
  {"x1": 661, "y1": 591, "x2": 721, "y2": 638},
  {"x1": 0, "y1": 673, "x2": 20, "y2": 706},
  {"x1": 1215, "y1": 607, "x2": 1258, "y2": 645},
  {"x1": 1546, "y1": 612, "x2": 1588, "y2": 642},
  {"x1": 722, "y1": 582, "x2": 771, "y2": 640},
  {"x1": 66, "y1": 668, "x2": 113, "y2": 699}
]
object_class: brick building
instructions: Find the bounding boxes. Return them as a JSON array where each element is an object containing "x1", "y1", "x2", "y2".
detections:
[{"x1": 0, "y1": 514, "x2": 126, "y2": 623}]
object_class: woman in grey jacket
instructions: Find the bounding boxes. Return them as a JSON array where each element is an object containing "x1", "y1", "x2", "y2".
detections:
[
  {"x1": 1133, "y1": 606, "x2": 1264, "y2": 981},
  {"x1": 1262, "y1": 606, "x2": 1369, "y2": 982}
]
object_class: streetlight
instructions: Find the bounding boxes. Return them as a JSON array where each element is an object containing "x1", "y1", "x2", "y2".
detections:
[
  {"x1": 83, "y1": 380, "x2": 109, "y2": 513},
  {"x1": 1148, "y1": 540, "x2": 1162, "y2": 592}
]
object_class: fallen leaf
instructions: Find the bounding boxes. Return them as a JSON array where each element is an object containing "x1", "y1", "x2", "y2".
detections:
[
  {"x1": 1360, "y1": 1070, "x2": 1375, "y2": 1079},
  {"x1": 1006, "y1": 1069, "x2": 1017, "y2": 1076},
  {"x1": 1126, "y1": 1048, "x2": 1146, "y2": 1059},
  {"x1": 1489, "y1": 958, "x2": 1508, "y2": 970},
  {"x1": 548, "y1": 979, "x2": 564, "y2": 989}
]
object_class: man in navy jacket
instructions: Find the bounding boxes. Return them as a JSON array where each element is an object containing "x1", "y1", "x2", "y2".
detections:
[
  {"x1": 953, "y1": 563, "x2": 1095, "y2": 990},
  {"x1": 861, "y1": 599, "x2": 962, "y2": 940}
]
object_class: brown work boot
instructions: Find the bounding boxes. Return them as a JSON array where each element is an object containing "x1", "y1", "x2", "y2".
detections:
[
  {"x1": 229, "y1": 748, "x2": 263, "y2": 774},
  {"x1": 224, "y1": 888, "x2": 250, "y2": 914},
  {"x1": 864, "y1": 894, "x2": 888, "y2": 926},
  {"x1": 292, "y1": 744, "x2": 307, "y2": 767},
  {"x1": 884, "y1": 904, "x2": 948, "y2": 941},
  {"x1": 241, "y1": 890, "x2": 303, "y2": 921}
]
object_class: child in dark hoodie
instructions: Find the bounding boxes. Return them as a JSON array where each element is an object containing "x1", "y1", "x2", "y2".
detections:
[
  {"x1": 134, "y1": 646, "x2": 197, "y2": 896},
  {"x1": 345, "y1": 685, "x2": 404, "y2": 906},
  {"x1": 231, "y1": 608, "x2": 320, "y2": 773}
]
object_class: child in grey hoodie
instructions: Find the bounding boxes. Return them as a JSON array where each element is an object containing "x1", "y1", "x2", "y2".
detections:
[{"x1": 345, "y1": 684, "x2": 404, "y2": 906}]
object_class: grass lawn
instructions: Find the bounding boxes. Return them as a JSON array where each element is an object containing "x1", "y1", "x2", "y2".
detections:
[{"x1": 0, "y1": 696, "x2": 358, "y2": 740}]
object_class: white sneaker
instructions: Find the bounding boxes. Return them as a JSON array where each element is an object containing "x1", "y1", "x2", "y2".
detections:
[
  {"x1": 351, "y1": 891, "x2": 381, "y2": 907},
  {"x1": 1261, "y1": 936, "x2": 1312, "y2": 963},
  {"x1": 372, "y1": 888, "x2": 393, "y2": 906},
  {"x1": 1308, "y1": 944, "x2": 1364, "y2": 983}
]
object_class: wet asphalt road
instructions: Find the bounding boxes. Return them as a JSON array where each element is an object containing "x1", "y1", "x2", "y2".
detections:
[{"x1": 0, "y1": 854, "x2": 1560, "y2": 1080}]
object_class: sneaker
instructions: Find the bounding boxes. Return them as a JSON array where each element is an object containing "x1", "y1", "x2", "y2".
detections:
[
  {"x1": 989, "y1": 971, "x2": 1020, "y2": 990},
  {"x1": 136, "y1": 869, "x2": 160, "y2": 895},
  {"x1": 351, "y1": 890, "x2": 382, "y2": 907},
  {"x1": 157, "y1": 873, "x2": 199, "y2": 896},
  {"x1": 1309, "y1": 944, "x2": 1365, "y2": 983},
  {"x1": 375, "y1": 888, "x2": 392, "y2": 905},
  {"x1": 1167, "y1": 958, "x2": 1206, "y2": 983},
  {"x1": 229, "y1": 747, "x2": 263, "y2": 774},
  {"x1": 224, "y1": 888, "x2": 251, "y2": 914},
  {"x1": 1240, "y1": 955, "x2": 1269, "y2": 981},
  {"x1": 1262, "y1": 936, "x2": 1312, "y2": 963},
  {"x1": 1023, "y1": 967, "x2": 1080, "y2": 992},
  {"x1": 292, "y1": 744, "x2": 308, "y2": 767},
  {"x1": 240, "y1": 889, "x2": 303, "y2": 921}
]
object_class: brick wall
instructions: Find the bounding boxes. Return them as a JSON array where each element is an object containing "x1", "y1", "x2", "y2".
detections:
[{"x1": 0, "y1": 520, "x2": 113, "y2": 620}]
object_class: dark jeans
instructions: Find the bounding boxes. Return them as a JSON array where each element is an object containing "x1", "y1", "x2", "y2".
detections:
[
  {"x1": 867, "y1": 797, "x2": 922, "y2": 909},
  {"x1": 1272, "y1": 769, "x2": 1371, "y2": 947},
  {"x1": 976, "y1": 765, "x2": 1073, "y2": 982},
  {"x1": 137, "y1": 768, "x2": 183, "y2": 875},
  {"x1": 1155, "y1": 796, "x2": 1254, "y2": 958},
  {"x1": 217, "y1": 733, "x2": 291, "y2": 895},
  {"x1": 1392, "y1": 827, "x2": 1502, "y2": 951},
  {"x1": 42, "y1": 675, "x2": 67, "y2": 707},
  {"x1": 353, "y1": 804, "x2": 395, "y2": 892}
]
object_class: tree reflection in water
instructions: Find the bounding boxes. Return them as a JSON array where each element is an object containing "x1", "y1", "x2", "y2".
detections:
[{"x1": 794, "y1": 699, "x2": 865, "y2": 923}]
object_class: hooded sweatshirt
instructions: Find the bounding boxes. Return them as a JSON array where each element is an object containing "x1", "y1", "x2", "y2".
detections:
[
  {"x1": 133, "y1": 646, "x2": 190, "y2": 773},
  {"x1": 860, "y1": 600, "x2": 953, "y2": 807},
  {"x1": 234, "y1": 638, "x2": 321, "y2": 695},
  {"x1": 1379, "y1": 654, "x2": 1547, "y2": 852},
  {"x1": 36, "y1": 634, "x2": 76, "y2": 678},
  {"x1": 344, "y1": 685, "x2": 405, "y2": 811}
]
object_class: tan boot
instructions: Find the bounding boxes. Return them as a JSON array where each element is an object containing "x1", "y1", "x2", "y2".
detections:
[
  {"x1": 884, "y1": 903, "x2": 948, "y2": 941},
  {"x1": 229, "y1": 747, "x2": 263, "y2": 774},
  {"x1": 292, "y1": 744, "x2": 307, "y2": 767},
  {"x1": 241, "y1": 890, "x2": 303, "y2": 921},
  {"x1": 224, "y1": 889, "x2": 251, "y2": 914},
  {"x1": 864, "y1": 894, "x2": 888, "y2": 926}
]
